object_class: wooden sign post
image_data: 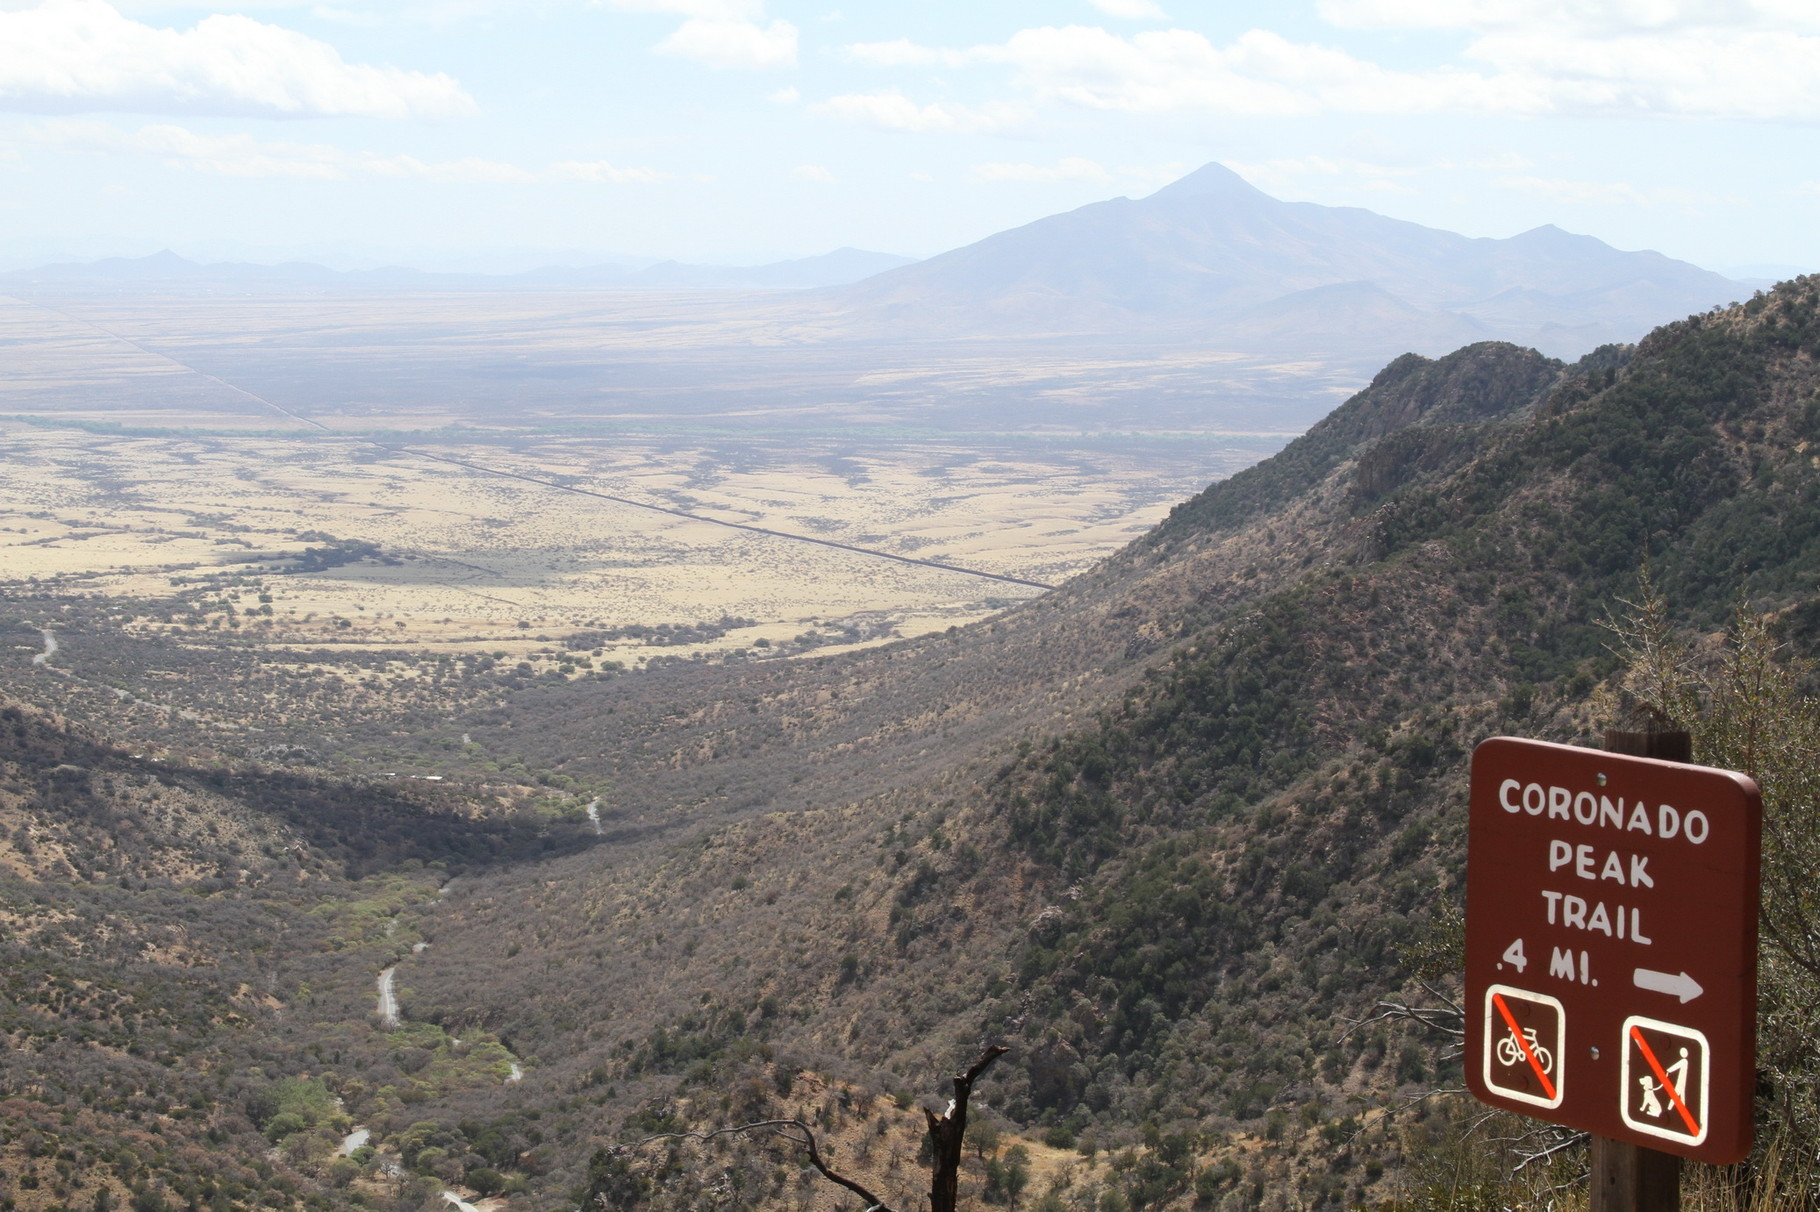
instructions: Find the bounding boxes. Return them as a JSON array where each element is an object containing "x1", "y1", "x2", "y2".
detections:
[{"x1": 1593, "y1": 730, "x2": 1692, "y2": 1212}]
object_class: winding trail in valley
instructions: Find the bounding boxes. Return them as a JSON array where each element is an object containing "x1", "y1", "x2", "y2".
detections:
[
  {"x1": 26, "y1": 626, "x2": 205, "y2": 721},
  {"x1": 376, "y1": 968, "x2": 400, "y2": 1029},
  {"x1": 586, "y1": 798, "x2": 602, "y2": 835},
  {"x1": 372, "y1": 913, "x2": 523, "y2": 1083}
]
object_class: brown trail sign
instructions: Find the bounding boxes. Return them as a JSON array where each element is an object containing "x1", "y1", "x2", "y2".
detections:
[{"x1": 1464, "y1": 737, "x2": 1761, "y2": 1165}]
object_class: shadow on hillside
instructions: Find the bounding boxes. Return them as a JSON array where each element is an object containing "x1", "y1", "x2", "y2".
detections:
[{"x1": 1, "y1": 703, "x2": 596, "y2": 879}]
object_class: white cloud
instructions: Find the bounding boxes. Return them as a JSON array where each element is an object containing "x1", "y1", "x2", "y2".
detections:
[
  {"x1": 881, "y1": 21, "x2": 1820, "y2": 123},
  {"x1": 0, "y1": 0, "x2": 475, "y2": 118},
  {"x1": 1317, "y1": 0, "x2": 1820, "y2": 35},
  {"x1": 767, "y1": 85, "x2": 799, "y2": 103},
  {"x1": 24, "y1": 119, "x2": 670, "y2": 183},
  {"x1": 1309, "y1": 1, "x2": 1820, "y2": 121},
  {"x1": 1086, "y1": 0, "x2": 1166, "y2": 18},
  {"x1": 792, "y1": 163, "x2": 835, "y2": 182},
  {"x1": 839, "y1": 28, "x2": 1401, "y2": 115},
  {"x1": 655, "y1": 16, "x2": 796, "y2": 68},
  {"x1": 596, "y1": 0, "x2": 795, "y2": 69},
  {"x1": 1464, "y1": 29, "x2": 1820, "y2": 121},
  {"x1": 972, "y1": 156, "x2": 1110, "y2": 182},
  {"x1": 988, "y1": 26, "x2": 1476, "y2": 116},
  {"x1": 551, "y1": 158, "x2": 669, "y2": 183},
  {"x1": 811, "y1": 90, "x2": 1029, "y2": 133}
]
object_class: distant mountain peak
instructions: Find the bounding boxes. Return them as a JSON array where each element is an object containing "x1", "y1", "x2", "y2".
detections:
[
  {"x1": 1508, "y1": 224, "x2": 1610, "y2": 253},
  {"x1": 831, "y1": 162, "x2": 1744, "y2": 357},
  {"x1": 1147, "y1": 161, "x2": 1271, "y2": 202}
]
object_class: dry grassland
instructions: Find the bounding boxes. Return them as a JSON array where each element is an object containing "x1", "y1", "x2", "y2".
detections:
[
  {"x1": 0, "y1": 288, "x2": 1324, "y2": 665},
  {"x1": 0, "y1": 421, "x2": 1269, "y2": 664}
]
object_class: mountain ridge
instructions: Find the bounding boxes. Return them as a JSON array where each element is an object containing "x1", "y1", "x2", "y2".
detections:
[
  {"x1": 830, "y1": 162, "x2": 1749, "y2": 358},
  {"x1": 390, "y1": 278, "x2": 1820, "y2": 1209},
  {"x1": 2, "y1": 164, "x2": 1756, "y2": 367},
  {"x1": 6, "y1": 280, "x2": 1820, "y2": 1212},
  {"x1": 0, "y1": 245, "x2": 920, "y2": 293}
]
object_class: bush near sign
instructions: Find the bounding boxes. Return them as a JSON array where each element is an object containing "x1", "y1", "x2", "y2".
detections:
[{"x1": 1464, "y1": 737, "x2": 1760, "y2": 1164}]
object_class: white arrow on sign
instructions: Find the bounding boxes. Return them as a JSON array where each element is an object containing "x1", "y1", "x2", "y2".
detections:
[{"x1": 1633, "y1": 968, "x2": 1704, "y2": 1003}]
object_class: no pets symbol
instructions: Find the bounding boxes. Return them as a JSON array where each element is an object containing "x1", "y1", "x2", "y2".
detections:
[{"x1": 1620, "y1": 1016, "x2": 1711, "y2": 1146}]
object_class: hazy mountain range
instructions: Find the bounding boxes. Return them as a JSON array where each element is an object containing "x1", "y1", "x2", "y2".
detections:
[
  {"x1": 0, "y1": 245, "x2": 919, "y2": 293},
  {"x1": 830, "y1": 163, "x2": 1759, "y2": 357},
  {"x1": 0, "y1": 162, "x2": 1771, "y2": 363}
]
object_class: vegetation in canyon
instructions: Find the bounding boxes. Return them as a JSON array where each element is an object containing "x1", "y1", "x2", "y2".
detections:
[{"x1": 5, "y1": 278, "x2": 1820, "y2": 1212}]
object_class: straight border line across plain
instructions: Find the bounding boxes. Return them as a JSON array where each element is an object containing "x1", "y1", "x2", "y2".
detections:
[
  {"x1": 15, "y1": 299, "x2": 1059, "y2": 593},
  {"x1": 387, "y1": 445, "x2": 1057, "y2": 591}
]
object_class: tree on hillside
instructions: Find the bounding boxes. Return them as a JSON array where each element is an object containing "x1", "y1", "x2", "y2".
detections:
[{"x1": 591, "y1": 1046, "x2": 1008, "y2": 1212}]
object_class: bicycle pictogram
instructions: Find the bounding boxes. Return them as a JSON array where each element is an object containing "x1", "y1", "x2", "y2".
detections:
[
  {"x1": 1497, "y1": 1026, "x2": 1554, "y2": 1075},
  {"x1": 1481, "y1": 984, "x2": 1566, "y2": 1110}
]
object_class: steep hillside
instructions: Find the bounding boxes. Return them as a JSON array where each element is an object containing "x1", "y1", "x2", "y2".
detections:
[
  {"x1": 387, "y1": 280, "x2": 1820, "y2": 1209},
  {"x1": 0, "y1": 698, "x2": 591, "y2": 1212},
  {"x1": 834, "y1": 162, "x2": 1746, "y2": 357},
  {"x1": 10, "y1": 279, "x2": 1820, "y2": 1212},
  {"x1": 363, "y1": 346, "x2": 1583, "y2": 1195},
  {"x1": 982, "y1": 278, "x2": 1820, "y2": 1147}
]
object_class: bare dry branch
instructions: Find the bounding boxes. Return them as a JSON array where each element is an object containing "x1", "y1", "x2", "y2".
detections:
[
  {"x1": 1507, "y1": 1129, "x2": 1587, "y2": 1173},
  {"x1": 617, "y1": 1117, "x2": 895, "y2": 1212},
  {"x1": 1342, "y1": 979, "x2": 1465, "y2": 1042},
  {"x1": 924, "y1": 1045, "x2": 1009, "y2": 1212}
]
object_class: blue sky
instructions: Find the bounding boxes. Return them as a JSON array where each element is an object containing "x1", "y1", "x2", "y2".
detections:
[{"x1": 1, "y1": 0, "x2": 1817, "y2": 274}]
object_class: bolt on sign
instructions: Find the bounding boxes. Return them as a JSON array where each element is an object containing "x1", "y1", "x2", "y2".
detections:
[{"x1": 1464, "y1": 737, "x2": 1761, "y2": 1163}]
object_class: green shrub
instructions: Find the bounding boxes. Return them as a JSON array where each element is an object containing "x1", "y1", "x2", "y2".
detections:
[{"x1": 262, "y1": 1113, "x2": 308, "y2": 1143}]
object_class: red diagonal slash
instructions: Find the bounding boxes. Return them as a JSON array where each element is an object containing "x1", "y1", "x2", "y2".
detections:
[
  {"x1": 1492, "y1": 993, "x2": 1557, "y2": 1100},
  {"x1": 1630, "y1": 1025, "x2": 1702, "y2": 1137}
]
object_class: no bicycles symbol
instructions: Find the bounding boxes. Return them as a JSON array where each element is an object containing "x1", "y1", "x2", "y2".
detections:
[{"x1": 1483, "y1": 985, "x2": 1565, "y2": 1110}]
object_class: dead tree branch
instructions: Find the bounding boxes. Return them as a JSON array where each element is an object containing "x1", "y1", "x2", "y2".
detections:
[
  {"x1": 606, "y1": 1046, "x2": 1009, "y2": 1212},
  {"x1": 924, "y1": 1045, "x2": 1009, "y2": 1212},
  {"x1": 1504, "y1": 1129, "x2": 1588, "y2": 1173},
  {"x1": 1342, "y1": 979, "x2": 1465, "y2": 1052},
  {"x1": 616, "y1": 1118, "x2": 895, "y2": 1212}
]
